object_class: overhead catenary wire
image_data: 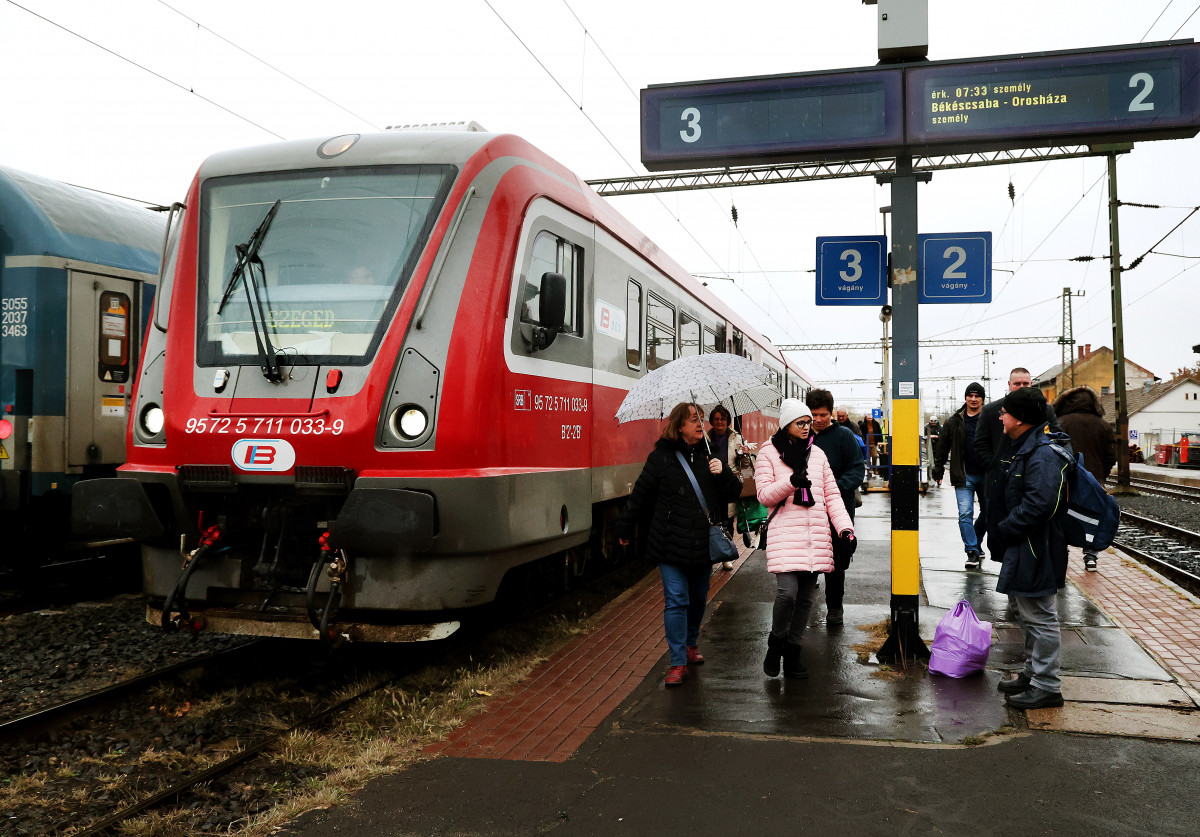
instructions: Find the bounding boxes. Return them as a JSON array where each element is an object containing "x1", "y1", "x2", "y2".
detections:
[{"x1": 3, "y1": 0, "x2": 285, "y2": 141}]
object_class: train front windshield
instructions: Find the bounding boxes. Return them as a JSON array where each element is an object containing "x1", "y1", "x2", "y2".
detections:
[{"x1": 197, "y1": 165, "x2": 456, "y2": 367}]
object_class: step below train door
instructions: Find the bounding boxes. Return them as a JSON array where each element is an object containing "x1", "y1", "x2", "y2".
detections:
[{"x1": 66, "y1": 271, "x2": 140, "y2": 471}]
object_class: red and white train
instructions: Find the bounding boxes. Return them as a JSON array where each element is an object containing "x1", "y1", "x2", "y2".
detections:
[{"x1": 75, "y1": 128, "x2": 813, "y2": 642}]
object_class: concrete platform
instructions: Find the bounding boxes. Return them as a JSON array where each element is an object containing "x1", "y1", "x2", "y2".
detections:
[{"x1": 287, "y1": 487, "x2": 1200, "y2": 837}]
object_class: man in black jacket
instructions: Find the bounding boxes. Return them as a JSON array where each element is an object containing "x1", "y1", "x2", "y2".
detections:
[
  {"x1": 975, "y1": 367, "x2": 1061, "y2": 559},
  {"x1": 993, "y1": 386, "x2": 1071, "y2": 710},
  {"x1": 931, "y1": 382, "x2": 987, "y2": 568},
  {"x1": 807, "y1": 389, "x2": 866, "y2": 626}
]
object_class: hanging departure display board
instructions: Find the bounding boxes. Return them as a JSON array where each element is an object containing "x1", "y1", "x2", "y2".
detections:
[
  {"x1": 905, "y1": 42, "x2": 1200, "y2": 151},
  {"x1": 640, "y1": 68, "x2": 904, "y2": 171},
  {"x1": 641, "y1": 42, "x2": 1200, "y2": 170}
]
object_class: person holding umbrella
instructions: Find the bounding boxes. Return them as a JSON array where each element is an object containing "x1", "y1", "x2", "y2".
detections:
[
  {"x1": 755, "y1": 399, "x2": 855, "y2": 679},
  {"x1": 707, "y1": 404, "x2": 746, "y2": 570},
  {"x1": 616, "y1": 402, "x2": 742, "y2": 687}
]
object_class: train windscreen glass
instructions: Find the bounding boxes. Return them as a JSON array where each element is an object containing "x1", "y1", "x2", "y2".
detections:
[{"x1": 197, "y1": 164, "x2": 456, "y2": 366}]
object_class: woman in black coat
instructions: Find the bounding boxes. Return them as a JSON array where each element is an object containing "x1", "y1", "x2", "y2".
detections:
[{"x1": 616, "y1": 402, "x2": 742, "y2": 687}]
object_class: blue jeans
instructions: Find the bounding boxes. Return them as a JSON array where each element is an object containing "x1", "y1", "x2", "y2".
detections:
[
  {"x1": 659, "y1": 563, "x2": 711, "y2": 666},
  {"x1": 955, "y1": 472, "x2": 986, "y2": 554}
]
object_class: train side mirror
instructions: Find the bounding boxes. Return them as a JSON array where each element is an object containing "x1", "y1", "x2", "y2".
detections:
[{"x1": 533, "y1": 272, "x2": 567, "y2": 350}]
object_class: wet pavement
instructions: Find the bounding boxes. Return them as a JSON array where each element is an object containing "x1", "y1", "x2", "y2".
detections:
[{"x1": 288, "y1": 486, "x2": 1200, "y2": 837}]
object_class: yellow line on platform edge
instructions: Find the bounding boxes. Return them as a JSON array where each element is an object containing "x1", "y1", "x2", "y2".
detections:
[{"x1": 891, "y1": 529, "x2": 920, "y2": 596}]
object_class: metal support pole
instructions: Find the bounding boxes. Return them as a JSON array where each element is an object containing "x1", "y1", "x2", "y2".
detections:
[
  {"x1": 877, "y1": 155, "x2": 930, "y2": 664},
  {"x1": 1108, "y1": 152, "x2": 1132, "y2": 490}
]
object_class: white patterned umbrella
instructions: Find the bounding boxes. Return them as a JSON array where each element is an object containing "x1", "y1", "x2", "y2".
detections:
[{"x1": 615, "y1": 353, "x2": 782, "y2": 423}]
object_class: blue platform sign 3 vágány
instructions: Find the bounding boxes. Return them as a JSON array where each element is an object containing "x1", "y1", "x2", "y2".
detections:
[{"x1": 815, "y1": 235, "x2": 888, "y2": 306}]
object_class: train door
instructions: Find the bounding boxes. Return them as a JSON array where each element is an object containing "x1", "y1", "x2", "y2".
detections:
[{"x1": 66, "y1": 271, "x2": 139, "y2": 469}]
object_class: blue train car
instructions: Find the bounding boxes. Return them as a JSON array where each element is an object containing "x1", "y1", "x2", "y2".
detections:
[{"x1": 0, "y1": 165, "x2": 163, "y2": 554}]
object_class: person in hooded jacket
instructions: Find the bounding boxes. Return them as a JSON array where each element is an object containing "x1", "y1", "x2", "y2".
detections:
[
  {"x1": 617, "y1": 402, "x2": 742, "y2": 687},
  {"x1": 992, "y1": 386, "x2": 1073, "y2": 710},
  {"x1": 708, "y1": 404, "x2": 746, "y2": 570},
  {"x1": 1052, "y1": 385, "x2": 1117, "y2": 571},
  {"x1": 755, "y1": 399, "x2": 855, "y2": 679}
]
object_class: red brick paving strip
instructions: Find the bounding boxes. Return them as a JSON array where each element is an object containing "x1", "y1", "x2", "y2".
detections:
[
  {"x1": 1067, "y1": 548, "x2": 1200, "y2": 692},
  {"x1": 423, "y1": 548, "x2": 751, "y2": 762}
]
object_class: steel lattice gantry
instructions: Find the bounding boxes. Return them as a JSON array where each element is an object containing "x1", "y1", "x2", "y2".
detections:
[
  {"x1": 772, "y1": 336, "x2": 1060, "y2": 352},
  {"x1": 584, "y1": 145, "x2": 1097, "y2": 195}
]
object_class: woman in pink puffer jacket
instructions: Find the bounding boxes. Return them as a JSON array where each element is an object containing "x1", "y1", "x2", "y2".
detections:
[{"x1": 755, "y1": 399, "x2": 855, "y2": 679}]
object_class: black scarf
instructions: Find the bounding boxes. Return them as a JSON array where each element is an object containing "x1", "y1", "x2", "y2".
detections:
[{"x1": 771, "y1": 428, "x2": 816, "y2": 507}]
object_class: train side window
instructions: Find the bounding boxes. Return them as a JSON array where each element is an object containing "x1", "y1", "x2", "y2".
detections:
[
  {"x1": 626, "y1": 279, "x2": 642, "y2": 370},
  {"x1": 703, "y1": 326, "x2": 719, "y2": 354},
  {"x1": 680, "y1": 314, "x2": 700, "y2": 357},
  {"x1": 521, "y1": 231, "x2": 582, "y2": 335},
  {"x1": 98, "y1": 291, "x2": 132, "y2": 383},
  {"x1": 731, "y1": 329, "x2": 743, "y2": 357},
  {"x1": 646, "y1": 292, "x2": 675, "y2": 370}
]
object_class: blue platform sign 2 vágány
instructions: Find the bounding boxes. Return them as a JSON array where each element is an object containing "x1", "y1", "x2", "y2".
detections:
[{"x1": 917, "y1": 232, "x2": 992, "y2": 304}]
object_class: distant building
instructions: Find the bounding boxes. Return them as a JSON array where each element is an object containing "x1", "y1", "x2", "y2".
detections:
[
  {"x1": 1097, "y1": 376, "x2": 1200, "y2": 455},
  {"x1": 1035, "y1": 344, "x2": 1156, "y2": 403}
]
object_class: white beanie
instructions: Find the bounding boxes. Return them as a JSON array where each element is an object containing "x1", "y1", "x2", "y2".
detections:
[{"x1": 778, "y1": 398, "x2": 811, "y2": 429}]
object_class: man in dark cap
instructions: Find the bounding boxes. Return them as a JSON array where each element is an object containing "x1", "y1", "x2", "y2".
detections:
[
  {"x1": 931, "y1": 382, "x2": 988, "y2": 568},
  {"x1": 993, "y1": 386, "x2": 1072, "y2": 710},
  {"x1": 975, "y1": 367, "x2": 1061, "y2": 560}
]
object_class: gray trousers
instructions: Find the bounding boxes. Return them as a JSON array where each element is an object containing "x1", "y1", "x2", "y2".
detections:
[
  {"x1": 772, "y1": 571, "x2": 818, "y2": 644},
  {"x1": 1010, "y1": 592, "x2": 1062, "y2": 693}
]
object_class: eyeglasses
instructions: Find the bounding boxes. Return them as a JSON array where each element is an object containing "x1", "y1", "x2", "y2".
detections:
[{"x1": 794, "y1": 419, "x2": 813, "y2": 427}]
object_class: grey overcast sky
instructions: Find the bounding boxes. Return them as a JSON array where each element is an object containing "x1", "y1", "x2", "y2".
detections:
[{"x1": 3, "y1": 0, "x2": 1199, "y2": 416}]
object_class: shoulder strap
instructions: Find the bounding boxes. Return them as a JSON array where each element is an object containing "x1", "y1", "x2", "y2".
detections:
[{"x1": 675, "y1": 451, "x2": 712, "y2": 521}]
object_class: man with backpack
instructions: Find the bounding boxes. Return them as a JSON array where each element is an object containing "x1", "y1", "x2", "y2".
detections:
[{"x1": 992, "y1": 386, "x2": 1072, "y2": 710}]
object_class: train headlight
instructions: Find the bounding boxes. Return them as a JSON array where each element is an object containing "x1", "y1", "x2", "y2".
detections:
[
  {"x1": 141, "y1": 404, "x2": 165, "y2": 436},
  {"x1": 391, "y1": 406, "x2": 427, "y2": 440}
]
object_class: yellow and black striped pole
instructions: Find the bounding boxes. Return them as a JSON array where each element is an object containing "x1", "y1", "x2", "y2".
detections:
[{"x1": 877, "y1": 156, "x2": 930, "y2": 664}]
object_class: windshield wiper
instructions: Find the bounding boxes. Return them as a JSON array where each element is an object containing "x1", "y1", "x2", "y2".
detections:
[{"x1": 216, "y1": 200, "x2": 284, "y2": 383}]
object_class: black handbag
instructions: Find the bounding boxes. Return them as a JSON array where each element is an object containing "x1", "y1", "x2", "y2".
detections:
[{"x1": 675, "y1": 451, "x2": 738, "y2": 564}]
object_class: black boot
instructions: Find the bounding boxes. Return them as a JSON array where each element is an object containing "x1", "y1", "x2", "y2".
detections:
[
  {"x1": 782, "y1": 641, "x2": 808, "y2": 679},
  {"x1": 763, "y1": 633, "x2": 785, "y2": 677}
]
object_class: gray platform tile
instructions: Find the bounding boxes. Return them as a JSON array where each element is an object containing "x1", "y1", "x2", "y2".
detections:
[
  {"x1": 1026, "y1": 702, "x2": 1200, "y2": 741},
  {"x1": 1060, "y1": 675, "x2": 1196, "y2": 707}
]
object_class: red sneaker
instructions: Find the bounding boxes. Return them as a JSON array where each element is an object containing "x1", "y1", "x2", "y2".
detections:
[
  {"x1": 664, "y1": 665, "x2": 688, "y2": 687},
  {"x1": 686, "y1": 646, "x2": 705, "y2": 665}
]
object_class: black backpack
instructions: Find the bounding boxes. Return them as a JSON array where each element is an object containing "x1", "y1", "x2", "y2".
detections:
[{"x1": 1048, "y1": 444, "x2": 1121, "y2": 551}]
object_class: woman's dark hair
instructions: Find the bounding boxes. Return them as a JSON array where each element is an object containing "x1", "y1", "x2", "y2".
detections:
[
  {"x1": 662, "y1": 402, "x2": 699, "y2": 441},
  {"x1": 708, "y1": 405, "x2": 731, "y2": 424}
]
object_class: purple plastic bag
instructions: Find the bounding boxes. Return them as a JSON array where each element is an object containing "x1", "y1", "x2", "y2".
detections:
[{"x1": 928, "y1": 600, "x2": 992, "y2": 678}]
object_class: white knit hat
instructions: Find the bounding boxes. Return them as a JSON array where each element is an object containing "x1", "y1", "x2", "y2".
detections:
[{"x1": 778, "y1": 398, "x2": 811, "y2": 429}]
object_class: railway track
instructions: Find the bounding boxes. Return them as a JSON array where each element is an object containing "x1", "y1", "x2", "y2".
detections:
[
  {"x1": 0, "y1": 642, "x2": 265, "y2": 748},
  {"x1": 1112, "y1": 511, "x2": 1200, "y2": 598},
  {"x1": 1118, "y1": 476, "x2": 1200, "y2": 501}
]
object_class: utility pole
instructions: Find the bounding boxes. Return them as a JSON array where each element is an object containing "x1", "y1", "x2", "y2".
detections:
[
  {"x1": 1105, "y1": 148, "x2": 1133, "y2": 491},
  {"x1": 1058, "y1": 287, "x2": 1085, "y2": 391}
]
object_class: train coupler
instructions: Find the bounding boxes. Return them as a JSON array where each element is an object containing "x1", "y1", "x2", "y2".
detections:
[
  {"x1": 306, "y1": 532, "x2": 350, "y2": 646},
  {"x1": 162, "y1": 525, "x2": 223, "y2": 634}
]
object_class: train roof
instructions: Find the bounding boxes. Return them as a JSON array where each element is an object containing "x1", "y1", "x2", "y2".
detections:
[
  {"x1": 0, "y1": 165, "x2": 164, "y2": 276},
  {"x1": 197, "y1": 130, "x2": 497, "y2": 180}
]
